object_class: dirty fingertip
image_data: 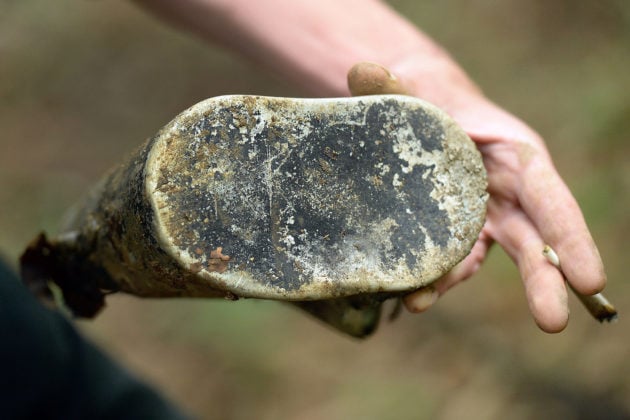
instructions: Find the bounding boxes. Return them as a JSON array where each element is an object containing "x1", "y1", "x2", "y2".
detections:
[
  {"x1": 347, "y1": 62, "x2": 409, "y2": 96},
  {"x1": 403, "y1": 286, "x2": 439, "y2": 313}
]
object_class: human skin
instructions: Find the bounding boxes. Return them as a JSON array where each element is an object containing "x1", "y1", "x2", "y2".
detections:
[{"x1": 131, "y1": 0, "x2": 606, "y2": 333}]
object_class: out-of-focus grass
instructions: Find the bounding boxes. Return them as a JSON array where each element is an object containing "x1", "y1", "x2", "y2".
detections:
[{"x1": 1, "y1": 1, "x2": 629, "y2": 419}]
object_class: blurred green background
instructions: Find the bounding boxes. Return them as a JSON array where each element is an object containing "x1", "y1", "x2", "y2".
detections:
[{"x1": 1, "y1": 0, "x2": 629, "y2": 419}]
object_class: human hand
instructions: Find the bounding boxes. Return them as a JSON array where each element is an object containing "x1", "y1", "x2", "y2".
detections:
[{"x1": 348, "y1": 62, "x2": 606, "y2": 333}]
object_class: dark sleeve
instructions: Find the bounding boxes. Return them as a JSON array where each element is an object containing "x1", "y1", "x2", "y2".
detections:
[{"x1": 0, "y1": 260, "x2": 192, "y2": 420}]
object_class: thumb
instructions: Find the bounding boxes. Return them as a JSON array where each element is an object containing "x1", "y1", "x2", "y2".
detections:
[{"x1": 347, "y1": 62, "x2": 410, "y2": 96}]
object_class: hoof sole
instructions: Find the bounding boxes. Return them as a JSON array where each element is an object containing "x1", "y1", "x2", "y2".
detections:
[{"x1": 147, "y1": 95, "x2": 488, "y2": 301}]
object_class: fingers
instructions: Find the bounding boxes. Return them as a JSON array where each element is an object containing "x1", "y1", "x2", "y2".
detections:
[
  {"x1": 405, "y1": 198, "x2": 573, "y2": 334},
  {"x1": 402, "y1": 285, "x2": 439, "y2": 313},
  {"x1": 487, "y1": 199, "x2": 569, "y2": 333},
  {"x1": 517, "y1": 151, "x2": 606, "y2": 295},
  {"x1": 347, "y1": 62, "x2": 410, "y2": 96},
  {"x1": 448, "y1": 98, "x2": 605, "y2": 297}
]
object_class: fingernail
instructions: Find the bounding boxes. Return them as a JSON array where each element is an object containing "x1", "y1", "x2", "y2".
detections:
[{"x1": 405, "y1": 286, "x2": 439, "y2": 313}]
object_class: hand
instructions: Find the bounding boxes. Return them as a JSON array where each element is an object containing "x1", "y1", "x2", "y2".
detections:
[{"x1": 348, "y1": 62, "x2": 606, "y2": 332}]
